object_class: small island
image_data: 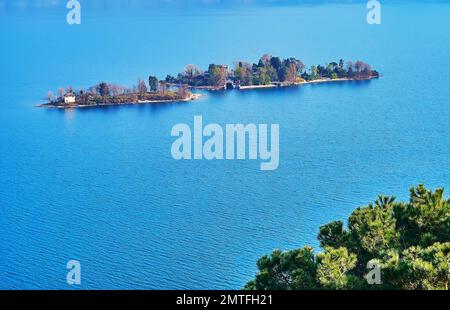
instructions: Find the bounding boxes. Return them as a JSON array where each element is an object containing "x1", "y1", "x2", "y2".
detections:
[
  {"x1": 39, "y1": 80, "x2": 200, "y2": 109},
  {"x1": 39, "y1": 54, "x2": 379, "y2": 108}
]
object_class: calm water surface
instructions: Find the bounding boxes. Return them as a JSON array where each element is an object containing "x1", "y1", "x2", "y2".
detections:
[{"x1": 0, "y1": 1, "x2": 449, "y2": 289}]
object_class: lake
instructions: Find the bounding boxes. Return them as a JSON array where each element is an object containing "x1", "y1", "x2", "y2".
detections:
[{"x1": 0, "y1": 0, "x2": 449, "y2": 289}]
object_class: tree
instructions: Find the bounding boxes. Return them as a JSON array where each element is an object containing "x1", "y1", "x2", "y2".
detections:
[
  {"x1": 382, "y1": 242, "x2": 450, "y2": 290},
  {"x1": 98, "y1": 82, "x2": 110, "y2": 97},
  {"x1": 46, "y1": 91, "x2": 56, "y2": 103},
  {"x1": 327, "y1": 62, "x2": 338, "y2": 72},
  {"x1": 361, "y1": 63, "x2": 372, "y2": 78},
  {"x1": 246, "y1": 185, "x2": 450, "y2": 290},
  {"x1": 395, "y1": 185, "x2": 450, "y2": 248},
  {"x1": 177, "y1": 85, "x2": 189, "y2": 98},
  {"x1": 88, "y1": 86, "x2": 97, "y2": 96},
  {"x1": 335, "y1": 59, "x2": 347, "y2": 78},
  {"x1": 137, "y1": 79, "x2": 148, "y2": 94},
  {"x1": 159, "y1": 81, "x2": 168, "y2": 94},
  {"x1": 234, "y1": 62, "x2": 253, "y2": 86},
  {"x1": 184, "y1": 64, "x2": 202, "y2": 79},
  {"x1": 347, "y1": 61, "x2": 355, "y2": 78},
  {"x1": 347, "y1": 196, "x2": 400, "y2": 269},
  {"x1": 259, "y1": 54, "x2": 272, "y2": 67},
  {"x1": 310, "y1": 65, "x2": 319, "y2": 80},
  {"x1": 318, "y1": 221, "x2": 348, "y2": 249},
  {"x1": 58, "y1": 88, "x2": 65, "y2": 98},
  {"x1": 148, "y1": 76, "x2": 159, "y2": 92},
  {"x1": 270, "y1": 57, "x2": 283, "y2": 78},
  {"x1": 266, "y1": 65, "x2": 279, "y2": 82},
  {"x1": 285, "y1": 58, "x2": 304, "y2": 75},
  {"x1": 254, "y1": 67, "x2": 271, "y2": 85},
  {"x1": 355, "y1": 61, "x2": 364, "y2": 74},
  {"x1": 284, "y1": 62, "x2": 298, "y2": 83},
  {"x1": 244, "y1": 247, "x2": 318, "y2": 290},
  {"x1": 208, "y1": 64, "x2": 227, "y2": 87},
  {"x1": 316, "y1": 247, "x2": 359, "y2": 289},
  {"x1": 110, "y1": 84, "x2": 122, "y2": 96},
  {"x1": 165, "y1": 75, "x2": 177, "y2": 84}
]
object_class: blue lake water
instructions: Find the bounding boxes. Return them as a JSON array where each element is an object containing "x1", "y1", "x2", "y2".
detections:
[{"x1": 1, "y1": 0, "x2": 450, "y2": 289}]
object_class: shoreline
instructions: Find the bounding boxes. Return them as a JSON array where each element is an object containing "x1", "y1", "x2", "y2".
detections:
[
  {"x1": 187, "y1": 76, "x2": 378, "y2": 92},
  {"x1": 234, "y1": 76, "x2": 378, "y2": 91},
  {"x1": 37, "y1": 93, "x2": 202, "y2": 109},
  {"x1": 37, "y1": 76, "x2": 378, "y2": 109}
]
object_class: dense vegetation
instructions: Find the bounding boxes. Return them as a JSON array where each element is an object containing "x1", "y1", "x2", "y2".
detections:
[
  {"x1": 245, "y1": 185, "x2": 450, "y2": 290},
  {"x1": 165, "y1": 54, "x2": 379, "y2": 88}
]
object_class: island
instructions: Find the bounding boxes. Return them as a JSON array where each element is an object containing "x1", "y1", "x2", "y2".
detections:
[
  {"x1": 39, "y1": 81, "x2": 201, "y2": 109},
  {"x1": 39, "y1": 54, "x2": 379, "y2": 108}
]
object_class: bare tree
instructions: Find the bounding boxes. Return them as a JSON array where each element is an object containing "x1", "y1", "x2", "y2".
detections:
[
  {"x1": 284, "y1": 63, "x2": 298, "y2": 83},
  {"x1": 46, "y1": 91, "x2": 55, "y2": 103},
  {"x1": 177, "y1": 85, "x2": 189, "y2": 98},
  {"x1": 110, "y1": 84, "x2": 122, "y2": 96},
  {"x1": 137, "y1": 79, "x2": 148, "y2": 94},
  {"x1": 260, "y1": 54, "x2": 272, "y2": 67},
  {"x1": 159, "y1": 81, "x2": 168, "y2": 94},
  {"x1": 184, "y1": 64, "x2": 203, "y2": 78},
  {"x1": 361, "y1": 63, "x2": 372, "y2": 78},
  {"x1": 234, "y1": 62, "x2": 253, "y2": 86},
  {"x1": 346, "y1": 61, "x2": 354, "y2": 71},
  {"x1": 89, "y1": 86, "x2": 97, "y2": 96},
  {"x1": 58, "y1": 88, "x2": 65, "y2": 98},
  {"x1": 355, "y1": 61, "x2": 364, "y2": 73}
]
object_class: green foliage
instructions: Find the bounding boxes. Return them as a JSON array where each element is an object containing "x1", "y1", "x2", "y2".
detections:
[
  {"x1": 316, "y1": 247, "x2": 360, "y2": 289},
  {"x1": 382, "y1": 243, "x2": 450, "y2": 290},
  {"x1": 395, "y1": 185, "x2": 450, "y2": 248},
  {"x1": 318, "y1": 221, "x2": 348, "y2": 249},
  {"x1": 148, "y1": 76, "x2": 159, "y2": 92},
  {"x1": 245, "y1": 247, "x2": 318, "y2": 290},
  {"x1": 310, "y1": 65, "x2": 319, "y2": 80},
  {"x1": 347, "y1": 196, "x2": 400, "y2": 257},
  {"x1": 98, "y1": 82, "x2": 110, "y2": 97},
  {"x1": 246, "y1": 185, "x2": 450, "y2": 290},
  {"x1": 253, "y1": 67, "x2": 271, "y2": 85},
  {"x1": 234, "y1": 62, "x2": 253, "y2": 86},
  {"x1": 208, "y1": 64, "x2": 227, "y2": 87},
  {"x1": 163, "y1": 55, "x2": 376, "y2": 88}
]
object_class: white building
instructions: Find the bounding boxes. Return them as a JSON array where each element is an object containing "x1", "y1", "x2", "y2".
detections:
[{"x1": 64, "y1": 93, "x2": 76, "y2": 104}]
